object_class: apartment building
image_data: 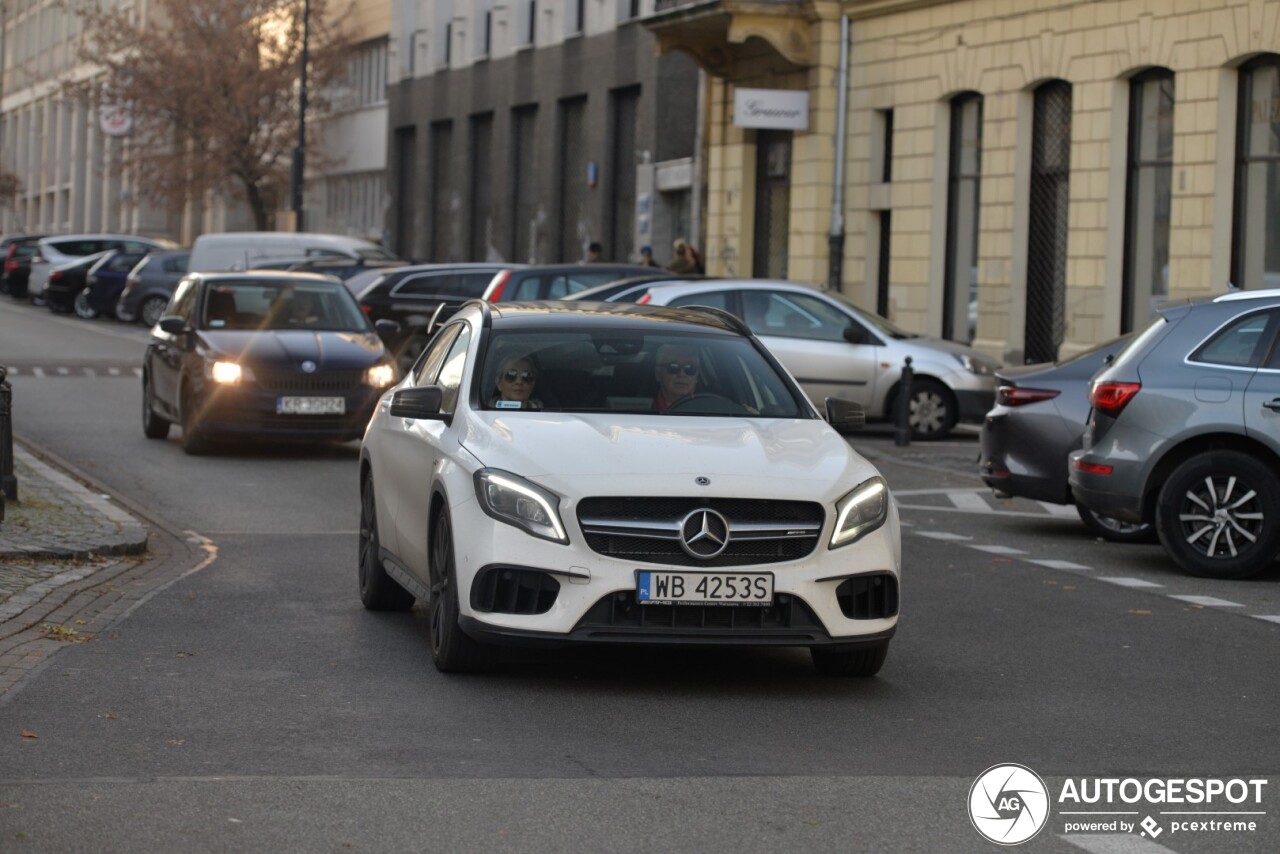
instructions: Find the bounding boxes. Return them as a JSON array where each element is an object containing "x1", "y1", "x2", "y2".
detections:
[
  {"x1": 386, "y1": 0, "x2": 701, "y2": 264},
  {"x1": 646, "y1": 0, "x2": 1280, "y2": 363}
]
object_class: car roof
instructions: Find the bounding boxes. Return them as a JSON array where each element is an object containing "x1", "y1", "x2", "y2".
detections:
[
  {"x1": 477, "y1": 300, "x2": 749, "y2": 336},
  {"x1": 193, "y1": 270, "x2": 349, "y2": 287},
  {"x1": 1213, "y1": 288, "x2": 1280, "y2": 304},
  {"x1": 507, "y1": 263, "x2": 655, "y2": 276}
]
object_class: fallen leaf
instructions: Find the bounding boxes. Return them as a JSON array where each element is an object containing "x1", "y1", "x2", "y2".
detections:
[
  {"x1": 98, "y1": 712, "x2": 118, "y2": 720},
  {"x1": 1062, "y1": 585, "x2": 1076, "y2": 590},
  {"x1": 20, "y1": 730, "x2": 37, "y2": 739},
  {"x1": 165, "y1": 739, "x2": 185, "y2": 746},
  {"x1": 1129, "y1": 609, "x2": 1152, "y2": 615},
  {"x1": 74, "y1": 620, "x2": 87, "y2": 626}
]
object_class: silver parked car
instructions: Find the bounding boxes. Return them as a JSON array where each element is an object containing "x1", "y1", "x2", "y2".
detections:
[
  {"x1": 1070, "y1": 290, "x2": 1280, "y2": 578},
  {"x1": 616, "y1": 280, "x2": 999, "y2": 439}
]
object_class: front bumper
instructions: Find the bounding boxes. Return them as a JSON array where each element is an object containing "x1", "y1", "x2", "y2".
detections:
[
  {"x1": 444, "y1": 493, "x2": 902, "y2": 646},
  {"x1": 194, "y1": 383, "x2": 383, "y2": 441}
]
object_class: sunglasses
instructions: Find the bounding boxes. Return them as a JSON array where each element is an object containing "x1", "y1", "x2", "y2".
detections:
[
  {"x1": 502, "y1": 369, "x2": 537, "y2": 383},
  {"x1": 663, "y1": 362, "x2": 699, "y2": 377}
]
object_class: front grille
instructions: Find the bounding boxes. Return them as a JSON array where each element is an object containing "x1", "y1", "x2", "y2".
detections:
[
  {"x1": 574, "y1": 590, "x2": 827, "y2": 641},
  {"x1": 577, "y1": 497, "x2": 824, "y2": 568},
  {"x1": 255, "y1": 368, "x2": 364, "y2": 393},
  {"x1": 836, "y1": 574, "x2": 899, "y2": 620},
  {"x1": 470, "y1": 566, "x2": 559, "y2": 615}
]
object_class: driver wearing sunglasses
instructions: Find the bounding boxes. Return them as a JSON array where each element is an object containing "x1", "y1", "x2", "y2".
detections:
[
  {"x1": 490, "y1": 355, "x2": 543, "y2": 410},
  {"x1": 652, "y1": 344, "x2": 701, "y2": 412}
]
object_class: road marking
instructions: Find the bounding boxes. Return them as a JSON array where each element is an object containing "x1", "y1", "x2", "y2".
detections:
[
  {"x1": 132, "y1": 367, "x2": 143, "y2": 377},
  {"x1": 32, "y1": 367, "x2": 45, "y2": 379},
  {"x1": 1251, "y1": 615, "x2": 1280, "y2": 625},
  {"x1": 1099, "y1": 577, "x2": 1164, "y2": 588},
  {"x1": 947, "y1": 491, "x2": 991, "y2": 511},
  {"x1": 1028, "y1": 559, "x2": 1093, "y2": 571},
  {"x1": 1168, "y1": 595, "x2": 1244, "y2": 608},
  {"x1": 82, "y1": 367, "x2": 96, "y2": 377},
  {"x1": 108, "y1": 367, "x2": 120, "y2": 376},
  {"x1": 1061, "y1": 833, "x2": 1177, "y2": 853},
  {"x1": 914, "y1": 531, "x2": 972, "y2": 541},
  {"x1": 968, "y1": 544, "x2": 1027, "y2": 555},
  {"x1": 1036, "y1": 500, "x2": 1080, "y2": 518},
  {"x1": 56, "y1": 366, "x2": 69, "y2": 375}
]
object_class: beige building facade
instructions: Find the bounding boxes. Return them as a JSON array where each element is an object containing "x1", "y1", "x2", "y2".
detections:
[{"x1": 647, "y1": 0, "x2": 1280, "y2": 364}]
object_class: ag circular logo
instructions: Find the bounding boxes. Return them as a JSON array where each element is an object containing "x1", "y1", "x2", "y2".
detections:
[
  {"x1": 968, "y1": 764, "x2": 1050, "y2": 845},
  {"x1": 678, "y1": 508, "x2": 730, "y2": 559}
]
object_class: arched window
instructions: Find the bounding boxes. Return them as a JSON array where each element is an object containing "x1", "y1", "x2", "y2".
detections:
[
  {"x1": 1232, "y1": 54, "x2": 1280, "y2": 290},
  {"x1": 1025, "y1": 80, "x2": 1071, "y2": 363},
  {"x1": 1122, "y1": 69, "x2": 1175, "y2": 331},
  {"x1": 944, "y1": 92, "x2": 982, "y2": 342}
]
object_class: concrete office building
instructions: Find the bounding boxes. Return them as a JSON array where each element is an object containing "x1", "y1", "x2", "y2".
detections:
[
  {"x1": 646, "y1": 0, "x2": 1280, "y2": 363},
  {"x1": 386, "y1": 0, "x2": 702, "y2": 265}
]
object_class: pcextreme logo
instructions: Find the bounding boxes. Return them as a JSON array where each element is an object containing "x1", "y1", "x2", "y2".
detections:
[
  {"x1": 969, "y1": 765, "x2": 1270, "y2": 845},
  {"x1": 968, "y1": 764, "x2": 1051, "y2": 845}
]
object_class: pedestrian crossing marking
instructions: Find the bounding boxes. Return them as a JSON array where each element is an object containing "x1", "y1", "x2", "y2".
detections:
[
  {"x1": 969, "y1": 544, "x2": 1027, "y2": 555},
  {"x1": 1168, "y1": 595, "x2": 1243, "y2": 608},
  {"x1": 1100, "y1": 577, "x2": 1164, "y2": 588},
  {"x1": 1028, "y1": 559, "x2": 1093, "y2": 571}
]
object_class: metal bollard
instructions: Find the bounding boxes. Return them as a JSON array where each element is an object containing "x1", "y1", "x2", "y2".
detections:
[
  {"x1": 894, "y1": 356, "x2": 914, "y2": 447},
  {"x1": 0, "y1": 365, "x2": 14, "y2": 519}
]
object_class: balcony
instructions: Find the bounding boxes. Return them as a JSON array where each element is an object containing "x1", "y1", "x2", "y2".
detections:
[{"x1": 643, "y1": 0, "x2": 818, "y2": 76}]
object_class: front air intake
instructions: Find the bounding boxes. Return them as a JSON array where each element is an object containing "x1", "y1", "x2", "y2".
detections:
[
  {"x1": 470, "y1": 566, "x2": 560, "y2": 615},
  {"x1": 836, "y1": 574, "x2": 899, "y2": 620}
]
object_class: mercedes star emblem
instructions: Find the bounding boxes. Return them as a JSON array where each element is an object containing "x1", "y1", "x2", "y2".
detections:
[
  {"x1": 696, "y1": 476, "x2": 711, "y2": 486},
  {"x1": 679, "y1": 508, "x2": 731, "y2": 559},
  {"x1": 300, "y1": 360, "x2": 317, "y2": 374}
]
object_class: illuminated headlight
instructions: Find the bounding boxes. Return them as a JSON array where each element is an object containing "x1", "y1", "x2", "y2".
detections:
[
  {"x1": 366, "y1": 363, "x2": 396, "y2": 388},
  {"x1": 474, "y1": 468, "x2": 568, "y2": 544},
  {"x1": 830, "y1": 476, "x2": 889, "y2": 549},
  {"x1": 953, "y1": 352, "x2": 999, "y2": 375},
  {"x1": 209, "y1": 360, "x2": 242, "y2": 384}
]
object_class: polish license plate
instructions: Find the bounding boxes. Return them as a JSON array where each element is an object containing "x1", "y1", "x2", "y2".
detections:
[
  {"x1": 277, "y1": 396, "x2": 345, "y2": 415},
  {"x1": 636, "y1": 571, "x2": 773, "y2": 606}
]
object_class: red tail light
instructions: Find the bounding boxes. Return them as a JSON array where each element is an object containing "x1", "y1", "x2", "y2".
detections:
[
  {"x1": 4, "y1": 259, "x2": 17, "y2": 272},
  {"x1": 1072, "y1": 459, "x2": 1114, "y2": 476},
  {"x1": 361, "y1": 304, "x2": 373, "y2": 315},
  {"x1": 1090, "y1": 381, "x2": 1141, "y2": 417},
  {"x1": 124, "y1": 275, "x2": 139, "y2": 292},
  {"x1": 637, "y1": 292, "x2": 652, "y2": 305},
  {"x1": 49, "y1": 270, "x2": 63, "y2": 282},
  {"x1": 486, "y1": 269, "x2": 512, "y2": 302},
  {"x1": 997, "y1": 386, "x2": 1061, "y2": 407}
]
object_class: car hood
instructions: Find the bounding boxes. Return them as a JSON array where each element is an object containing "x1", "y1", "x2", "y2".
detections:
[
  {"x1": 197, "y1": 330, "x2": 386, "y2": 368},
  {"x1": 460, "y1": 412, "x2": 880, "y2": 501}
]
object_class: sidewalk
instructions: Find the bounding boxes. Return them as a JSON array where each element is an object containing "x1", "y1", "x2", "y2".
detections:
[{"x1": 1, "y1": 446, "x2": 148, "y2": 610}]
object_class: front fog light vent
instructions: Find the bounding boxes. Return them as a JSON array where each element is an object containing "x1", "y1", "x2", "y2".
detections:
[
  {"x1": 836, "y1": 574, "x2": 899, "y2": 620},
  {"x1": 471, "y1": 566, "x2": 560, "y2": 615}
]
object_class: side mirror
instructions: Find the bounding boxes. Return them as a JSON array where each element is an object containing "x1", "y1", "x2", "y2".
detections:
[
  {"x1": 157, "y1": 316, "x2": 187, "y2": 335},
  {"x1": 842, "y1": 324, "x2": 869, "y2": 345},
  {"x1": 825, "y1": 397, "x2": 866, "y2": 433},
  {"x1": 374, "y1": 318, "x2": 401, "y2": 341},
  {"x1": 389, "y1": 385, "x2": 445, "y2": 420}
]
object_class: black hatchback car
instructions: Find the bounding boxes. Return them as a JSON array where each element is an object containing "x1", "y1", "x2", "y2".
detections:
[{"x1": 142, "y1": 272, "x2": 399, "y2": 454}]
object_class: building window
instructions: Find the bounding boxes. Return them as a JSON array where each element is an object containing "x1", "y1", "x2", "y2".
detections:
[
  {"x1": 474, "y1": 0, "x2": 493, "y2": 57},
  {"x1": 1025, "y1": 80, "x2": 1072, "y2": 364},
  {"x1": 1232, "y1": 54, "x2": 1280, "y2": 290},
  {"x1": 1122, "y1": 69, "x2": 1174, "y2": 331},
  {"x1": 944, "y1": 93, "x2": 982, "y2": 342},
  {"x1": 874, "y1": 108, "x2": 894, "y2": 183},
  {"x1": 518, "y1": 0, "x2": 537, "y2": 47},
  {"x1": 567, "y1": 0, "x2": 585, "y2": 35}
]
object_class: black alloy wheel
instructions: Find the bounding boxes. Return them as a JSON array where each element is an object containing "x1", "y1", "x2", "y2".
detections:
[
  {"x1": 428, "y1": 509, "x2": 497, "y2": 673},
  {"x1": 140, "y1": 296, "x2": 169, "y2": 328},
  {"x1": 73, "y1": 289, "x2": 100, "y2": 320},
  {"x1": 907, "y1": 379, "x2": 957, "y2": 441},
  {"x1": 141, "y1": 373, "x2": 170, "y2": 440},
  {"x1": 358, "y1": 473, "x2": 414, "y2": 611},
  {"x1": 810, "y1": 640, "x2": 890, "y2": 677},
  {"x1": 1076, "y1": 505, "x2": 1156, "y2": 544},
  {"x1": 1156, "y1": 450, "x2": 1280, "y2": 579}
]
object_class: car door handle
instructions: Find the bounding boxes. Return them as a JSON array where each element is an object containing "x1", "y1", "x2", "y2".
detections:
[{"x1": 1264, "y1": 399, "x2": 1280, "y2": 412}]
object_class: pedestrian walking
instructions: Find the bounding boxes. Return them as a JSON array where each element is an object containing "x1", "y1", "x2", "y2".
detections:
[{"x1": 638, "y1": 245, "x2": 659, "y2": 268}]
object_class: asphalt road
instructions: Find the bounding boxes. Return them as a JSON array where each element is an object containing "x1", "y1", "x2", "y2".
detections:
[{"x1": 1, "y1": 301, "x2": 1277, "y2": 853}]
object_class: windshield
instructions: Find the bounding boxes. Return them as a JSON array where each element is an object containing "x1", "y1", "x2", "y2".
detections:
[
  {"x1": 822, "y1": 290, "x2": 918, "y2": 339},
  {"x1": 479, "y1": 330, "x2": 808, "y2": 418},
  {"x1": 200, "y1": 281, "x2": 370, "y2": 332}
]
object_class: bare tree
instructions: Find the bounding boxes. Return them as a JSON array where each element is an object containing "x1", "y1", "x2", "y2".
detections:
[{"x1": 65, "y1": 0, "x2": 352, "y2": 231}]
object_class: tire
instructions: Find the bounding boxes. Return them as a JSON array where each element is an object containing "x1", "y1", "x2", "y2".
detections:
[
  {"x1": 358, "y1": 473, "x2": 415, "y2": 611},
  {"x1": 180, "y1": 386, "x2": 211, "y2": 455},
  {"x1": 906, "y1": 379, "x2": 957, "y2": 441},
  {"x1": 115, "y1": 301, "x2": 137, "y2": 323},
  {"x1": 141, "y1": 373, "x2": 170, "y2": 440},
  {"x1": 1155, "y1": 450, "x2": 1280, "y2": 579},
  {"x1": 1076, "y1": 505, "x2": 1156, "y2": 544},
  {"x1": 140, "y1": 296, "x2": 169, "y2": 328},
  {"x1": 429, "y1": 509, "x2": 497, "y2": 673},
  {"x1": 811, "y1": 641, "x2": 890, "y2": 677},
  {"x1": 73, "y1": 289, "x2": 100, "y2": 319}
]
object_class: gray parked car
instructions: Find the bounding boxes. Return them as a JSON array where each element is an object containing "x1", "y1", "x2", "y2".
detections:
[
  {"x1": 1070, "y1": 290, "x2": 1280, "y2": 578},
  {"x1": 117, "y1": 250, "x2": 190, "y2": 326},
  {"x1": 980, "y1": 335, "x2": 1152, "y2": 542},
  {"x1": 621, "y1": 279, "x2": 999, "y2": 439}
]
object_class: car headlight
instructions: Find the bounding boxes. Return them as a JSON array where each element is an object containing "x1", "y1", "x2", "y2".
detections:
[
  {"x1": 209, "y1": 360, "x2": 242, "y2": 384},
  {"x1": 830, "y1": 476, "x2": 889, "y2": 549},
  {"x1": 474, "y1": 468, "x2": 569, "y2": 544},
  {"x1": 953, "y1": 352, "x2": 999, "y2": 375},
  {"x1": 366, "y1": 363, "x2": 396, "y2": 388}
]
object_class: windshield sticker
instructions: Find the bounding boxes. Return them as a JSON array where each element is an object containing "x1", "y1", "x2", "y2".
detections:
[
  {"x1": 495, "y1": 400, "x2": 522, "y2": 409},
  {"x1": 209, "y1": 319, "x2": 225, "y2": 327}
]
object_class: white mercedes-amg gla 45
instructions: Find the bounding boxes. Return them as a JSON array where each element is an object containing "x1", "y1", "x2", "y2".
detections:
[{"x1": 358, "y1": 300, "x2": 901, "y2": 676}]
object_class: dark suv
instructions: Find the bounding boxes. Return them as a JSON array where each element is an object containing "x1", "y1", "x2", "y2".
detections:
[
  {"x1": 1070, "y1": 290, "x2": 1280, "y2": 578},
  {"x1": 356, "y1": 263, "x2": 522, "y2": 366}
]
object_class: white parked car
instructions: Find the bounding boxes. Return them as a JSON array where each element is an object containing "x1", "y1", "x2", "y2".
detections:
[
  {"x1": 188, "y1": 231, "x2": 396, "y2": 273},
  {"x1": 581, "y1": 279, "x2": 1001, "y2": 440},
  {"x1": 27, "y1": 234, "x2": 170, "y2": 307},
  {"x1": 359, "y1": 301, "x2": 901, "y2": 676}
]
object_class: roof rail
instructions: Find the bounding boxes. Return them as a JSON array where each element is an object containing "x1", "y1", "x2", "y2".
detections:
[
  {"x1": 678, "y1": 304, "x2": 753, "y2": 337},
  {"x1": 459, "y1": 298, "x2": 494, "y2": 330},
  {"x1": 1213, "y1": 287, "x2": 1280, "y2": 303}
]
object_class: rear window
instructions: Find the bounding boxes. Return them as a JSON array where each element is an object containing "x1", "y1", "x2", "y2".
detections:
[
  {"x1": 1189, "y1": 310, "x2": 1280, "y2": 368},
  {"x1": 1110, "y1": 316, "x2": 1167, "y2": 371}
]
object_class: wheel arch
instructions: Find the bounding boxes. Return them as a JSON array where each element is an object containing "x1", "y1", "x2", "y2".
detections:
[
  {"x1": 1142, "y1": 433, "x2": 1280, "y2": 521},
  {"x1": 883, "y1": 373, "x2": 955, "y2": 416}
]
